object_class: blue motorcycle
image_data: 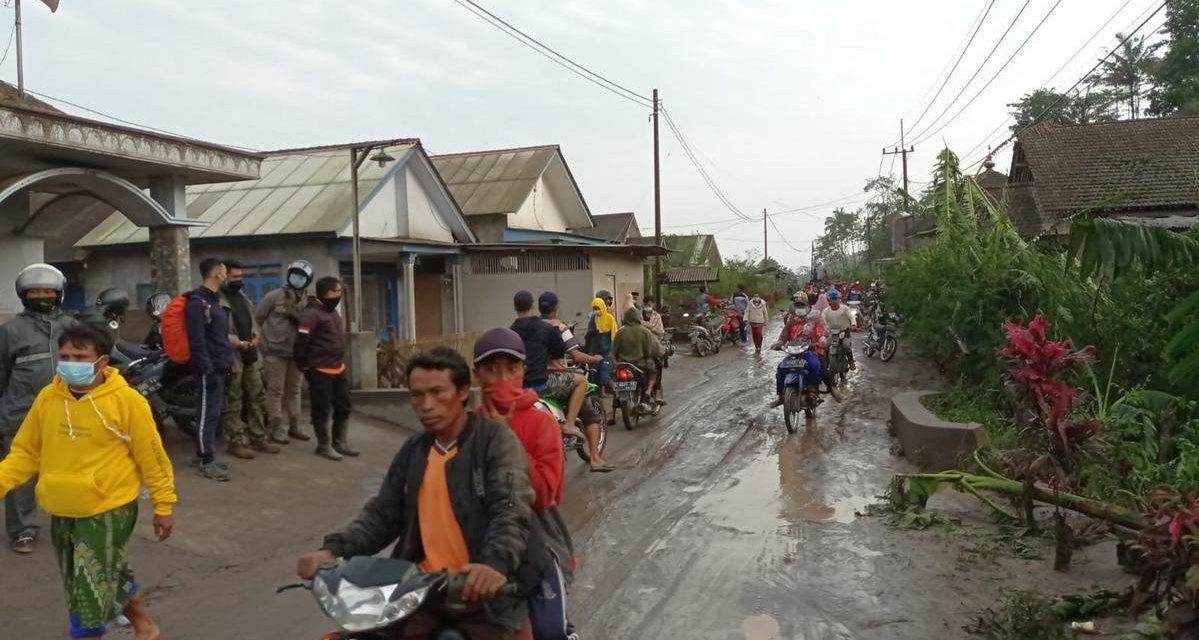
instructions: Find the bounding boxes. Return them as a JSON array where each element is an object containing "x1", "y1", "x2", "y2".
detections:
[{"x1": 776, "y1": 342, "x2": 824, "y2": 433}]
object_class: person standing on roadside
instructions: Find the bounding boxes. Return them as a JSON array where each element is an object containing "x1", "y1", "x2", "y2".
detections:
[
  {"x1": 294, "y1": 277, "x2": 355, "y2": 461},
  {"x1": 746, "y1": 292, "x2": 769, "y2": 354},
  {"x1": 219, "y1": 260, "x2": 279, "y2": 461},
  {"x1": 255, "y1": 260, "x2": 314, "y2": 445},
  {"x1": 188, "y1": 258, "x2": 235, "y2": 482},
  {"x1": 0, "y1": 323, "x2": 176, "y2": 640},
  {"x1": 731, "y1": 284, "x2": 750, "y2": 344},
  {"x1": 0, "y1": 263, "x2": 76, "y2": 554}
]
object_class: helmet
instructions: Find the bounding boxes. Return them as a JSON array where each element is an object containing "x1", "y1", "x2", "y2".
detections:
[
  {"x1": 595, "y1": 289, "x2": 613, "y2": 301},
  {"x1": 827, "y1": 289, "x2": 841, "y2": 300},
  {"x1": 15, "y1": 263, "x2": 65, "y2": 302},
  {"x1": 145, "y1": 291, "x2": 172, "y2": 318},
  {"x1": 286, "y1": 259, "x2": 314, "y2": 289},
  {"x1": 95, "y1": 288, "x2": 131, "y2": 317}
]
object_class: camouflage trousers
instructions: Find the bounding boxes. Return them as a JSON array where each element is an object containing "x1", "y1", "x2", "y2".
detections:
[{"x1": 221, "y1": 359, "x2": 268, "y2": 447}]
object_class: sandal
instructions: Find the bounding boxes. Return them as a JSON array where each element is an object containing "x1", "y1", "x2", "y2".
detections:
[
  {"x1": 589, "y1": 464, "x2": 615, "y2": 473},
  {"x1": 11, "y1": 533, "x2": 35, "y2": 554}
]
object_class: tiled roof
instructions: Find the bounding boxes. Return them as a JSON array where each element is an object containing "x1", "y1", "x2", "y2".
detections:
[
  {"x1": 1005, "y1": 183, "x2": 1047, "y2": 237},
  {"x1": 578, "y1": 212, "x2": 640, "y2": 242},
  {"x1": 1017, "y1": 117, "x2": 1199, "y2": 214}
]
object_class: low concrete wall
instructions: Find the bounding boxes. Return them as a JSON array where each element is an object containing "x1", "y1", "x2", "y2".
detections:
[
  {"x1": 352, "y1": 387, "x2": 482, "y2": 430},
  {"x1": 891, "y1": 390, "x2": 988, "y2": 471}
]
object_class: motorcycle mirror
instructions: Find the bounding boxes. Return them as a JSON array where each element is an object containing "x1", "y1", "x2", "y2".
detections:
[{"x1": 108, "y1": 320, "x2": 120, "y2": 331}]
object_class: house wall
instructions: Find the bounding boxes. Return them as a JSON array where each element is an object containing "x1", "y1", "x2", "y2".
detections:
[
  {"x1": 460, "y1": 264, "x2": 593, "y2": 333},
  {"x1": 511, "y1": 174, "x2": 571, "y2": 232},
  {"x1": 466, "y1": 213, "x2": 509, "y2": 243},
  {"x1": 590, "y1": 253, "x2": 647, "y2": 314},
  {"x1": 352, "y1": 164, "x2": 456, "y2": 243},
  {"x1": 405, "y1": 166, "x2": 456, "y2": 242}
]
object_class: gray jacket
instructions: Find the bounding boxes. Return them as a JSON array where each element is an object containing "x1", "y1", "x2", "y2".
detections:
[
  {"x1": 0, "y1": 310, "x2": 77, "y2": 434},
  {"x1": 254, "y1": 287, "x2": 306, "y2": 359}
]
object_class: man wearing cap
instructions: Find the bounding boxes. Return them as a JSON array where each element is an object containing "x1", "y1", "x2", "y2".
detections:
[
  {"x1": 509, "y1": 291, "x2": 566, "y2": 393},
  {"x1": 538, "y1": 292, "x2": 612, "y2": 472}
]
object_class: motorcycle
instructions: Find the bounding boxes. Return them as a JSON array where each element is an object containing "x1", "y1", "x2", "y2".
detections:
[
  {"x1": 684, "y1": 312, "x2": 720, "y2": 357},
  {"x1": 826, "y1": 328, "x2": 852, "y2": 386},
  {"x1": 278, "y1": 556, "x2": 519, "y2": 640},
  {"x1": 776, "y1": 342, "x2": 824, "y2": 433},
  {"x1": 863, "y1": 309, "x2": 901, "y2": 362},
  {"x1": 719, "y1": 307, "x2": 743, "y2": 345},
  {"x1": 611, "y1": 362, "x2": 660, "y2": 430},
  {"x1": 535, "y1": 364, "x2": 608, "y2": 464}
]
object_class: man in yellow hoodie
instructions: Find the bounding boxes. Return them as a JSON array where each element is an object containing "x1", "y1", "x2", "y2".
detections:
[{"x1": 0, "y1": 324, "x2": 176, "y2": 640}]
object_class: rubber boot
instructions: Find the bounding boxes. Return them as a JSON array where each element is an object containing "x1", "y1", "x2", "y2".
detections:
[
  {"x1": 288, "y1": 419, "x2": 311, "y2": 442},
  {"x1": 268, "y1": 418, "x2": 290, "y2": 444},
  {"x1": 331, "y1": 421, "x2": 359, "y2": 458},
  {"x1": 312, "y1": 423, "x2": 341, "y2": 461}
]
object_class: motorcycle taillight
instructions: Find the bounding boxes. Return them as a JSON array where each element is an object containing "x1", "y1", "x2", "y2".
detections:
[{"x1": 618, "y1": 368, "x2": 631, "y2": 380}]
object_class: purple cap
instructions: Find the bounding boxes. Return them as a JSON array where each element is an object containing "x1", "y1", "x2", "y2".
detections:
[{"x1": 473, "y1": 327, "x2": 527, "y2": 364}]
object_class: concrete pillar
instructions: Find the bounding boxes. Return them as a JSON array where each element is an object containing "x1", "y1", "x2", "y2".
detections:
[
  {"x1": 148, "y1": 175, "x2": 191, "y2": 295},
  {"x1": 448, "y1": 254, "x2": 465, "y2": 334},
  {"x1": 0, "y1": 192, "x2": 43, "y2": 318},
  {"x1": 400, "y1": 254, "x2": 417, "y2": 341},
  {"x1": 348, "y1": 331, "x2": 378, "y2": 390}
]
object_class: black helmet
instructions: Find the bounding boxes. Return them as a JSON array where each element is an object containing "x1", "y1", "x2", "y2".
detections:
[
  {"x1": 15, "y1": 263, "x2": 65, "y2": 303},
  {"x1": 286, "y1": 259, "x2": 314, "y2": 289},
  {"x1": 145, "y1": 291, "x2": 172, "y2": 318},
  {"x1": 95, "y1": 288, "x2": 131, "y2": 317}
]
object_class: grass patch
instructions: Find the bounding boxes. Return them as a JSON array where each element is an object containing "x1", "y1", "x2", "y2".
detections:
[{"x1": 921, "y1": 385, "x2": 1021, "y2": 450}]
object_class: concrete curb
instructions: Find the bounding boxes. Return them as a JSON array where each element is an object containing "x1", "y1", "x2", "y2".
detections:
[
  {"x1": 352, "y1": 387, "x2": 483, "y2": 429},
  {"x1": 890, "y1": 390, "x2": 988, "y2": 471}
]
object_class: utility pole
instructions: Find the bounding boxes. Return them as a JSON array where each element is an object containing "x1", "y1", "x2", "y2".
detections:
[
  {"x1": 652, "y1": 88, "x2": 662, "y2": 303},
  {"x1": 882, "y1": 118, "x2": 915, "y2": 212},
  {"x1": 762, "y1": 208, "x2": 768, "y2": 265},
  {"x1": 15, "y1": 0, "x2": 24, "y2": 96}
]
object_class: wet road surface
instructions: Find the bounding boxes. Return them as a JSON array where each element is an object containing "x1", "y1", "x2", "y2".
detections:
[{"x1": 0, "y1": 328, "x2": 1128, "y2": 638}]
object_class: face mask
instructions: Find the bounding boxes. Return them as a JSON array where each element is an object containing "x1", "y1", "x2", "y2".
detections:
[
  {"x1": 287, "y1": 273, "x2": 308, "y2": 289},
  {"x1": 22, "y1": 297, "x2": 58, "y2": 314},
  {"x1": 321, "y1": 297, "x2": 342, "y2": 311},
  {"x1": 645, "y1": 305, "x2": 654, "y2": 312},
  {"x1": 224, "y1": 281, "x2": 245, "y2": 293},
  {"x1": 483, "y1": 378, "x2": 525, "y2": 409},
  {"x1": 57, "y1": 359, "x2": 99, "y2": 386}
]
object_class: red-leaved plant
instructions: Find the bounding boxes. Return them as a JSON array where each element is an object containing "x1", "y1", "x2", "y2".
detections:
[
  {"x1": 1134, "y1": 487, "x2": 1199, "y2": 637},
  {"x1": 999, "y1": 314, "x2": 1098, "y2": 474}
]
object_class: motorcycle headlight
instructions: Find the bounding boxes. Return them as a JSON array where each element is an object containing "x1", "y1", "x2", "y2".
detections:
[{"x1": 314, "y1": 577, "x2": 430, "y2": 632}]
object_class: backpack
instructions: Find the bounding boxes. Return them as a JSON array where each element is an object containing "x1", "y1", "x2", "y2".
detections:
[{"x1": 161, "y1": 292, "x2": 210, "y2": 364}]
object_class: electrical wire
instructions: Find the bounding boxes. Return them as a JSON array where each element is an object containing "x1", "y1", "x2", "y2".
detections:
[
  {"x1": 961, "y1": 0, "x2": 1168, "y2": 172},
  {"x1": 449, "y1": 0, "x2": 651, "y2": 108},
  {"x1": 906, "y1": 0, "x2": 1034, "y2": 144},
  {"x1": 0, "y1": 22, "x2": 13, "y2": 69},
  {"x1": 891, "y1": 0, "x2": 997, "y2": 146},
  {"x1": 767, "y1": 215, "x2": 805, "y2": 254},
  {"x1": 910, "y1": 0, "x2": 1064, "y2": 147},
  {"x1": 660, "y1": 105, "x2": 756, "y2": 222}
]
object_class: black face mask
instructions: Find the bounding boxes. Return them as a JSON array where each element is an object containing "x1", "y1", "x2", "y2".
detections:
[
  {"x1": 22, "y1": 297, "x2": 58, "y2": 315},
  {"x1": 224, "y1": 281, "x2": 245, "y2": 293},
  {"x1": 321, "y1": 297, "x2": 342, "y2": 311}
]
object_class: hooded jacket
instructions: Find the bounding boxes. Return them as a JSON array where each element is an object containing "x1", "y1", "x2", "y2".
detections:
[
  {"x1": 747, "y1": 297, "x2": 770, "y2": 325},
  {"x1": 321, "y1": 414, "x2": 539, "y2": 633},
  {"x1": 483, "y1": 382, "x2": 563, "y2": 510},
  {"x1": 185, "y1": 286, "x2": 234, "y2": 375},
  {"x1": 0, "y1": 309, "x2": 77, "y2": 435},
  {"x1": 0, "y1": 367, "x2": 177, "y2": 518},
  {"x1": 254, "y1": 286, "x2": 308, "y2": 359},
  {"x1": 612, "y1": 308, "x2": 656, "y2": 364}
]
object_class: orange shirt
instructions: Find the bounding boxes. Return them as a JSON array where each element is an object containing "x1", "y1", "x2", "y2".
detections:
[
  {"x1": 317, "y1": 363, "x2": 347, "y2": 375},
  {"x1": 417, "y1": 445, "x2": 470, "y2": 573}
]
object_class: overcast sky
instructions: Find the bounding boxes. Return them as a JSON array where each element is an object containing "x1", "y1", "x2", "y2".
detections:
[{"x1": 9, "y1": 0, "x2": 1166, "y2": 268}]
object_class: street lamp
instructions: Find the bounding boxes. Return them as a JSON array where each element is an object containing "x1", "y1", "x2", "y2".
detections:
[{"x1": 350, "y1": 144, "x2": 395, "y2": 333}]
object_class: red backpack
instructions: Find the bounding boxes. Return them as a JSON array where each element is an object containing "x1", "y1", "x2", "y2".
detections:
[{"x1": 161, "y1": 292, "x2": 210, "y2": 364}]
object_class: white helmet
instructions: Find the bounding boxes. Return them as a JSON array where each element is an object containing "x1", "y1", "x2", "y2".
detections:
[
  {"x1": 16, "y1": 263, "x2": 65, "y2": 299},
  {"x1": 286, "y1": 259, "x2": 314, "y2": 289}
]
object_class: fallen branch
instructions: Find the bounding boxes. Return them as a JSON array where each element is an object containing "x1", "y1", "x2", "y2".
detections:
[{"x1": 886, "y1": 470, "x2": 1146, "y2": 531}]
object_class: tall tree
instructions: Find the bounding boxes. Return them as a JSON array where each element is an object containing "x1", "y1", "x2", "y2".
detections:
[
  {"x1": 1089, "y1": 32, "x2": 1162, "y2": 119},
  {"x1": 1148, "y1": 0, "x2": 1199, "y2": 116},
  {"x1": 1007, "y1": 88, "x2": 1118, "y2": 132}
]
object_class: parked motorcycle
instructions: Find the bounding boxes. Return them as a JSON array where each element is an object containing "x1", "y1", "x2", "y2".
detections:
[
  {"x1": 611, "y1": 362, "x2": 660, "y2": 430},
  {"x1": 719, "y1": 307, "x2": 742, "y2": 344},
  {"x1": 776, "y1": 342, "x2": 824, "y2": 433},
  {"x1": 863, "y1": 309, "x2": 901, "y2": 362},
  {"x1": 684, "y1": 312, "x2": 720, "y2": 357},
  {"x1": 826, "y1": 328, "x2": 852, "y2": 386},
  {"x1": 535, "y1": 365, "x2": 607, "y2": 463},
  {"x1": 278, "y1": 556, "x2": 520, "y2": 639}
]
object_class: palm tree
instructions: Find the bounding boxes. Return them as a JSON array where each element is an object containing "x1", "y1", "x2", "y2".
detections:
[{"x1": 1090, "y1": 33, "x2": 1162, "y2": 119}]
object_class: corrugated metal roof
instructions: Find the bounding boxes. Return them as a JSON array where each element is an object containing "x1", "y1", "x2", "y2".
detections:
[
  {"x1": 76, "y1": 144, "x2": 416, "y2": 247},
  {"x1": 431, "y1": 146, "x2": 557, "y2": 216},
  {"x1": 658, "y1": 266, "x2": 719, "y2": 284}
]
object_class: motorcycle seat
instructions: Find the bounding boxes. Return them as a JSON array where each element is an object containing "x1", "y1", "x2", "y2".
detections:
[{"x1": 112, "y1": 340, "x2": 160, "y2": 364}]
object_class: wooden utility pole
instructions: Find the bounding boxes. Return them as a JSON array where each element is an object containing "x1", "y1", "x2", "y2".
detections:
[
  {"x1": 652, "y1": 88, "x2": 662, "y2": 303},
  {"x1": 882, "y1": 118, "x2": 915, "y2": 211},
  {"x1": 762, "y1": 208, "x2": 768, "y2": 264}
]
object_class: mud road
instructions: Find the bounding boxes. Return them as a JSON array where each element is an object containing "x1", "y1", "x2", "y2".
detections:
[{"x1": 0, "y1": 329, "x2": 1126, "y2": 639}]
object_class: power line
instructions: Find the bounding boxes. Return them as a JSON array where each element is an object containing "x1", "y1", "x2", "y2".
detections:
[
  {"x1": 767, "y1": 215, "x2": 805, "y2": 254},
  {"x1": 962, "y1": 0, "x2": 1168, "y2": 172},
  {"x1": 660, "y1": 105, "x2": 756, "y2": 222},
  {"x1": 906, "y1": 0, "x2": 1034, "y2": 144},
  {"x1": 449, "y1": 0, "x2": 651, "y2": 108},
  {"x1": 910, "y1": 0, "x2": 1064, "y2": 147},
  {"x1": 893, "y1": 0, "x2": 997, "y2": 145}
]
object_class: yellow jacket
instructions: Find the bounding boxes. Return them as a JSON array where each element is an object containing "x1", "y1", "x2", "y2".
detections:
[{"x1": 0, "y1": 367, "x2": 176, "y2": 517}]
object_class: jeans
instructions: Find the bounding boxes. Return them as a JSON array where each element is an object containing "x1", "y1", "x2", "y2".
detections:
[
  {"x1": 0, "y1": 432, "x2": 37, "y2": 539},
  {"x1": 739, "y1": 319, "x2": 748, "y2": 343},
  {"x1": 194, "y1": 372, "x2": 225, "y2": 463},
  {"x1": 305, "y1": 370, "x2": 351, "y2": 444}
]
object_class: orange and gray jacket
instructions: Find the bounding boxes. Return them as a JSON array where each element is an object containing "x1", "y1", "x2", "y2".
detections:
[{"x1": 0, "y1": 310, "x2": 76, "y2": 435}]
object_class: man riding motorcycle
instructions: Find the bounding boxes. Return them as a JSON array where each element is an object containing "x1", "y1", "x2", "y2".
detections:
[
  {"x1": 771, "y1": 298, "x2": 844, "y2": 405},
  {"x1": 821, "y1": 289, "x2": 858, "y2": 371}
]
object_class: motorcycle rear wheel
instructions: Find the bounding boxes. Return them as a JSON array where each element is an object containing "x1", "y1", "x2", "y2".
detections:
[
  {"x1": 783, "y1": 387, "x2": 799, "y2": 434},
  {"x1": 620, "y1": 398, "x2": 640, "y2": 430},
  {"x1": 880, "y1": 336, "x2": 898, "y2": 362}
]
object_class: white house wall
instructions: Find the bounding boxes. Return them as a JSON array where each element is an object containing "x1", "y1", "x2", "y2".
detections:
[
  {"x1": 404, "y1": 166, "x2": 455, "y2": 242},
  {"x1": 344, "y1": 165, "x2": 456, "y2": 243},
  {"x1": 510, "y1": 174, "x2": 571, "y2": 232},
  {"x1": 590, "y1": 254, "x2": 647, "y2": 313},
  {"x1": 354, "y1": 171, "x2": 401, "y2": 238},
  {"x1": 460, "y1": 268, "x2": 593, "y2": 334}
]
